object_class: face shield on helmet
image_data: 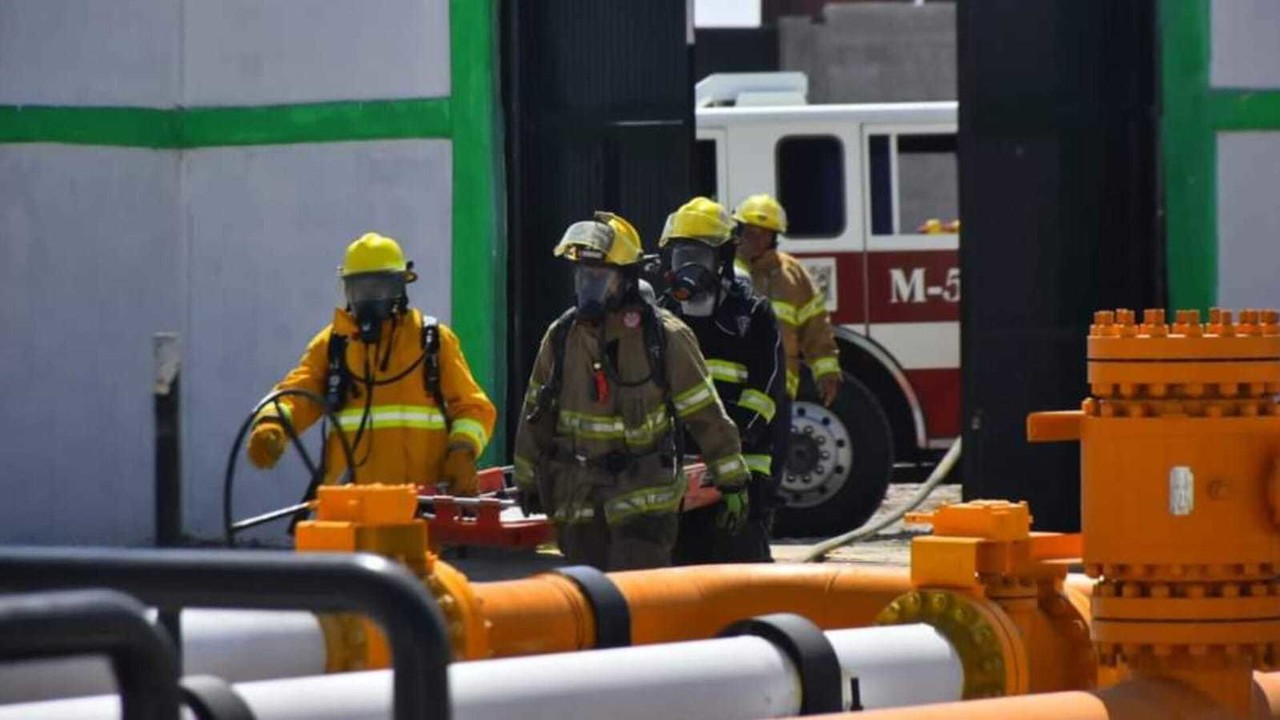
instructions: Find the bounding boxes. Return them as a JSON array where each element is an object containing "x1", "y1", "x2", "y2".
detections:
[
  {"x1": 340, "y1": 271, "x2": 406, "y2": 342},
  {"x1": 344, "y1": 272, "x2": 405, "y2": 306},
  {"x1": 555, "y1": 220, "x2": 614, "y2": 264},
  {"x1": 666, "y1": 240, "x2": 720, "y2": 304},
  {"x1": 573, "y1": 264, "x2": 623, "y2": 320}
]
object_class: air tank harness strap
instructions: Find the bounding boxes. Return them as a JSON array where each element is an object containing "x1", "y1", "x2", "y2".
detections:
[
  {"x1": 323, "y1": 314, "x2": 446, "y2": 418},
  {"x1": 420, "y1": 314, "x2": 448, "y2": 430}
]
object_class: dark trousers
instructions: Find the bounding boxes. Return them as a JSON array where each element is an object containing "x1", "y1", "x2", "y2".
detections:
[
  {"x1": 672, "y1": 505, "x2": 773, "y2": 565},
  {"x1": 556, "y1": 509, "x2": 677, "y2": 571}
]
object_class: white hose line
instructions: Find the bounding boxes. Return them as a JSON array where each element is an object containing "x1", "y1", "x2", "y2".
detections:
[{"x1": 801, "y1": 436, "x2": 962, "y2": 563}]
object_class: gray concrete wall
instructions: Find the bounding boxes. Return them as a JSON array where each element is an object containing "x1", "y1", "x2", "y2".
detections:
[
  {"x1": 780, "y1": 2, "x2": 956, "y2": 103},
  {"x1": 0, "y1": 146, "x2": 183, "y2": 544},
  {"x1": 0, "y1": 0, "x2": 455, "y2": 545},
  {"x1": 1216, "y1": 133, "x2": 1280, "y2": 311},
  {"x1": 1211, "y1": 0, "x2": 1280, "y2": 90},
  {"x1": 1210, "y1": 1, "x2": 1280, "y2": 312}
]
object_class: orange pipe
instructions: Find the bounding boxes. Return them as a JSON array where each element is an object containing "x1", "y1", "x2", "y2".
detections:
[
  {"x1": 814, "y1": 692, "x2": 1115, "y2": 720},
  {"x1": 475, "y1": 563, "x2": 913, "y2": 658},
  {"x1": 471, "y1": 572, "x2": 599, "y2": 657},
  {"x1": 806, "y1": 673, "x2": 1280, "y2": 719}
]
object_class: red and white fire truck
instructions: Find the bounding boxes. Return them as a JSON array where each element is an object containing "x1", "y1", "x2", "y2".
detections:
[{"x1": 696, "y1": 73, "x2": 959, "y2": 535}]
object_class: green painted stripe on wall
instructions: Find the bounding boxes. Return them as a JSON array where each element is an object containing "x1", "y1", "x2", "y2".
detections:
[
  {"x1": 1207, "y1": 90, "x2": 1280, "y2": 130},
  {"x1": 1160, "y1": 0, "x2": 1216, "y2": 312},
  {"x1": 0, "y1": 106, "x2": 177, "y2": 148},
  {"x1": 0, "y1": 98, "x2": 453, "y2": 148},
  {"x1": 449, "y1": 0, "x2": 506, "y2": 464},
  {"x1": 183, "y1": 99, "x2": 452, "y2": 146}
]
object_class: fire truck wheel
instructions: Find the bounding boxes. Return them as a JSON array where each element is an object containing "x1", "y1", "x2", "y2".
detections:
[{"x1": 773, "y1": 375, "x2": 893, "y2": 538}]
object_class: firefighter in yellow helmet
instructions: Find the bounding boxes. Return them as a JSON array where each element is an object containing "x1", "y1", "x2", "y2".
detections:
[
  {"x1": 514, "y1": 212, "x2": 751, "y2": 570},
  {"x1": 659, "y1": 197, "x2": 785, "y2": 564},
  {"x1": 734, "y1": 194, "x2": 842, "y2": 405},
  {"x1": 245, "y1": 232, "x2": 496, "y2": 494}
]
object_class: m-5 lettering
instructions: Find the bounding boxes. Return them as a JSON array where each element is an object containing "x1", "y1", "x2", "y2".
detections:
[{"x1": 890, "y1": 267, "x2": 960, "y2": 304}]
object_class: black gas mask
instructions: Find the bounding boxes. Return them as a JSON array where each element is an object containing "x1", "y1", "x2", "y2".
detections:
[
  {"x1": 666, "y1": 241, "x2": 720, "y2": 303},
  {"x1": 574, "y1": 264, "x2": 623, "y2": 321},
  {"x1": 344, "y1": 272, "x2": 406, "y2": 343}
]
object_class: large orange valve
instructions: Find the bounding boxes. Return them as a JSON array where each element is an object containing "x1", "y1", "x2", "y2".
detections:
[
  {"x1": 294, "y1": 484, "x2": 489, "y2": 668},
  {"x1": 876, "y1": 500, "x2": 1093, "y2": 698},
  {"x1": 1029, "y1": 308, "x2": 1280, "y2": 714}
]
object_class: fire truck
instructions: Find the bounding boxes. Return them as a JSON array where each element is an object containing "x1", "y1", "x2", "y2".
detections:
[{"x1": 696, "y1": 73, "x2": 959, "y2": 536}]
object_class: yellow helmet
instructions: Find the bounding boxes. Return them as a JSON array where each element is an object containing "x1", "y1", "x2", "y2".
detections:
[
  {"x1": 733, "y1": 194, "x2": 788, "y2": 233},
  {"x1": 914, "y1": 218, "x2": 962, "y2": 235},
  {"x1": 553, "y1": 211, "x2": 643, "y2": 266},
  {"x1": 658, "y1": 196, "x2": 735, "y2": 248},
  {"x1": 340, "y1": 232, "x2": 418, "y2": 282}
]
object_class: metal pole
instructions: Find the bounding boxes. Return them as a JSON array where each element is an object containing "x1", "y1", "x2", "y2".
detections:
[
  {"x1": 154, "y1": 332, "x2": 183, "y2": 547},
  {"x1": 0, "y1": 547, "x2": 453, "y2": 720},
  {"x1": 0, "y1": 589, "x2": 180, "y2": 720},
  {"x1": 153, "y1": 332, "x2": 183, "y2": 670}
]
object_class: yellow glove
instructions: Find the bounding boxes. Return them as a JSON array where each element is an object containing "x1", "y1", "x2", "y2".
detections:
[
  {"x1": 247, "y1": 421, "x2": 288, "y2": 470},
  {"x1": 441, "y1": 447, "x2": 478, "y2": 496}
]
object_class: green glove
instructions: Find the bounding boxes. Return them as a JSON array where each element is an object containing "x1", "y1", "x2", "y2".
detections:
[{"x1": 716, "y1": 487, "x2": 749, "y2": 535}]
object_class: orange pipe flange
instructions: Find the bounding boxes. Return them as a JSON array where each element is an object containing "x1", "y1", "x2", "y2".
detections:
[
  {"x1": 896, "y1": 501, "x2": 1095, "y2": 696},
  {"x1": 424, "y1": 553, "x2": 490, "y2": 660},
  {"x1": 876, "y1": 588, "x2": 1029, "y2": 698},
  {"x1": 471, "y1": 563, "x2": 913, "y2": 658}
]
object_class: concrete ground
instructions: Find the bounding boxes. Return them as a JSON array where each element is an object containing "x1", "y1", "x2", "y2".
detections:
[
  {"x1": 771, "y1": 481, "x2": 961, "y2": 565},
  {"x1": 446, "y1": 481, "x2": 962, "y2": 581}
]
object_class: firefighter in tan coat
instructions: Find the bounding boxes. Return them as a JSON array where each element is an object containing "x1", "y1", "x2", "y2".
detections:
[
  {"x1": 734, "y1": 194, "x2": 842, "y2": 405},
  {"x1": 514, "y1": 212, "x2": 751, "y2": 570}
]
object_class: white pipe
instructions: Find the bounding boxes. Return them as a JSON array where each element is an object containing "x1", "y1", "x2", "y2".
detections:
[
  {"x1": 450, "y1": 635, "x2": 800, "y2": 720},
  {"x1": 826, "y1": 625, "x2": 963, "y2": 708},
  {"x1": 0, "y1": 623, "x2": 961, "y2": 719},
  {"x1": 0, "y1": 609, "x2": 325, "y2": 703}
]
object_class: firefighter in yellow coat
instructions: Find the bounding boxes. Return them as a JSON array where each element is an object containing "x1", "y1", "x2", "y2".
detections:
[
  {"x1": 245, "y1": 233, "x2": 496, "y2": 494},
  {"x1": 734, "y1": 194, "x2": 842, "y2": 405},
  {"x1": 514, "y1": 212, "x2": 751, "y2": 570}
]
